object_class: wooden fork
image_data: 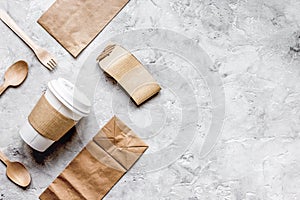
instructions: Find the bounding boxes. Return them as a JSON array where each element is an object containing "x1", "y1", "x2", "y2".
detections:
[{"x1": 0, "y1": 9, "x2": 57, "y2": 70}]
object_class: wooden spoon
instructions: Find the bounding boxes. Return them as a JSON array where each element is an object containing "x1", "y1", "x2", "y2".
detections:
[
  {"x1": 0, "y1": 150, "x2": 31, "y2": 188},
  {"x1": 0, "y1": 60, "x2": 28, "y2": 96}
]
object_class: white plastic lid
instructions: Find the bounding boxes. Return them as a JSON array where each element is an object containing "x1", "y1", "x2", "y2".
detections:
[{"x1": 48, "y1": 78, "x2": 91, "y2": 116}]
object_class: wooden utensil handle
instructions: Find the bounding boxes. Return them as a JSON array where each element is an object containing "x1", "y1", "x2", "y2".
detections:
[
  {"x1": 0, "y1": 151, "x2": 9, "y2": 166},
  {"x1": 0, "y1": 9, "x2": 38, "y2": 51},
  {"x1": 0, "y1": 83, "x2": 8, "y2": 96}
]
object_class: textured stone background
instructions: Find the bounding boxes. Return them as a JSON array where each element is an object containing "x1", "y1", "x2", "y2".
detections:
[{"x1": 1, "y1": 0, "x2": 300, "y2": 199}]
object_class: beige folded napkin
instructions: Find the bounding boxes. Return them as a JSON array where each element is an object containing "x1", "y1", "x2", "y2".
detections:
[
  {"x1": 40, "y1": 116, "x2": 148, "y2": 200},
  {"x1": 38, "y1": 0, "x2": 129, "y2": 57},
  {"x1": 97, "y1": 44, "x2": 161, "y2": 106}
]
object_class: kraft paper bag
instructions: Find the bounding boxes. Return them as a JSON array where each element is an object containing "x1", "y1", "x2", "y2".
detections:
[
  {"x1": 39, "y1": 116, "x2": 148, "y2": 200},
  {"x1": 38, "y1": 0, "x2": 129, "y2": 57}
]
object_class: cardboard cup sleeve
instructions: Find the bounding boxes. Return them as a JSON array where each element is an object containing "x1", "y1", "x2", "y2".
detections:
[
  {"x1": 29, "y1": 95, "x2": 76, "y2": 141},
  {"x1": 39, "y1": 116, "x2": 148, "y2": 200},
  {"x1": 97, "y1": 44, "x2": 161, "y2": 106}
]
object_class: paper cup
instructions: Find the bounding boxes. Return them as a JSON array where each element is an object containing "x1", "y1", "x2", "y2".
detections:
[{"x1": 19, "y1": 78, "x2": 91, "y2": 152}]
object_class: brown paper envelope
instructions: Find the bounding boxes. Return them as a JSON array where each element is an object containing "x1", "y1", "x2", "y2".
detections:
[
  {"x1": 40, "y1": 116, "x2": 148, "y2": 200},
  {"x1": 38, "y1": 0, "x2": 129, "y2": 57}
]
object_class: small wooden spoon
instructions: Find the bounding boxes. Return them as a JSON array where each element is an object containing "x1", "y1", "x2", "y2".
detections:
[
  {"x1": 0, "y1": 150, "x2": 31, "y2": 188},
  {"x1": 0, "y1": 60, "x2": 28, "y2": 95}
]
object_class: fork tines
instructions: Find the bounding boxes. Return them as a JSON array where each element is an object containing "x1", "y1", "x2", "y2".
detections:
[{"x1": 47, "y1": 59, "x2": 57, "y2": 70}]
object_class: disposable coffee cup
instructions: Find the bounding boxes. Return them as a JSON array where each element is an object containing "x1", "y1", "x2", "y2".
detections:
[{"x1": 19, "y1": 78, "x2": 91, "y2": 152}]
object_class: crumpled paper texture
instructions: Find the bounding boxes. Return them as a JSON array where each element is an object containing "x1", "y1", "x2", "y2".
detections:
[
  {"x1": 38, "y1": 0, "x2": 129, "y2": 57},
  {"x1": 39, "y1": 116, "x2": 148, "y2": 200}
]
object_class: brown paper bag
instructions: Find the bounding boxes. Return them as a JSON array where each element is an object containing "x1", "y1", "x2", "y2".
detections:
[
  {"x1": 38, "y1": 0, "x2": 129, "y2": 57},
  {"x1": 40, "y1": 116, "x2": 148, "y2": 200}
]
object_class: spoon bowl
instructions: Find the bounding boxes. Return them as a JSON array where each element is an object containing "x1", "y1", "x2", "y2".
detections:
[
  {"x1": 0, "y1": 60, "x2": 28, "y2": 95},
  {"x1": 0, "y1": 151, "x2": 31, "y2": 188},
  {"x1": 6, "y1": 161, "x2": 31, "y2": 187}
]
